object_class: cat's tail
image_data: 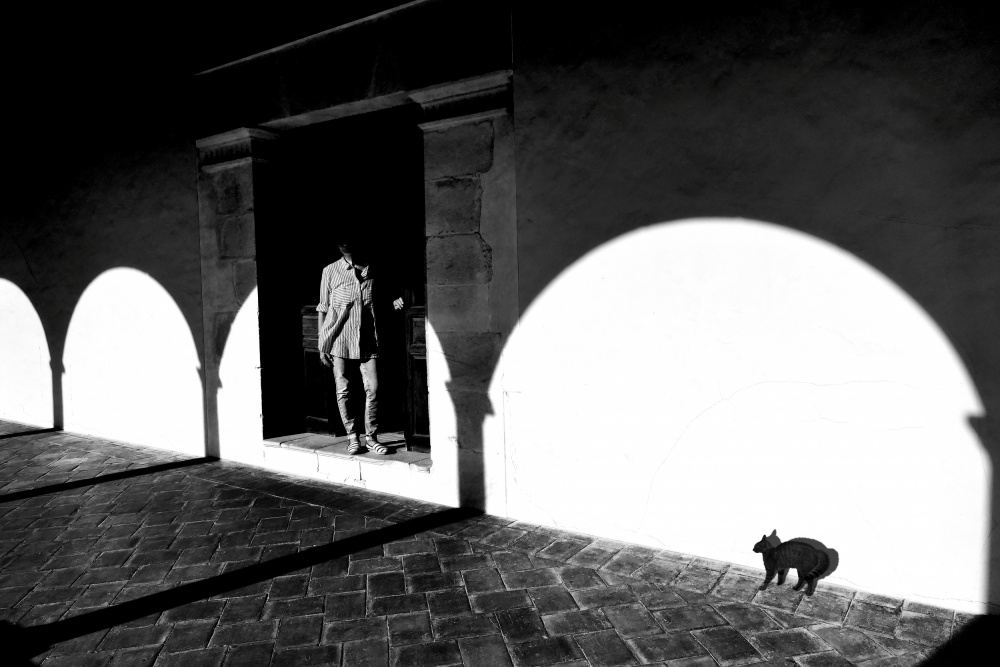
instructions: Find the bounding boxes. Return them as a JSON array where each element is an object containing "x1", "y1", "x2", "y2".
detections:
[{"x1": 805, "y1": 552, "x2": 831, "y2": 579}]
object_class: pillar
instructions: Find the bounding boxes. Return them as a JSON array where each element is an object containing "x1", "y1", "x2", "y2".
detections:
[
  {"x1": 195, "y1": 128, "x2": 278, "y2": 460},
  {"x1": 413, "y1": 73, "x2": 517, "y2": 511}
]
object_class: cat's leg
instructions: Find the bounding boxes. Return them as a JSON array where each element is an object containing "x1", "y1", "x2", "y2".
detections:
[
  {"x1": 777, "y1": 568, "x2": 788, "y2": 585},
  {"x1": 791, "y1": 568, "x2": 809, "y2": 591},
  {"x1": 805, "y1": 578, "x2": 818, "y2": 596},
  {"x1": 759, "y1": 568, "x2": 775, "y2": 590}
]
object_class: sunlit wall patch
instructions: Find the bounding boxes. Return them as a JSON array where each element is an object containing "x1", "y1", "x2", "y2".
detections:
[
  {"x1": 63, "y1": 268, "x2": 204, "y2": 456},
  {"x1": 217, "y1": 288, "x2": 263, "y2": 464},
  {"x1": 495, "y1": 217, "x2": 988, "y2": 613},
  {"x1": 0, "y1": 279, "x2": 53, "y2": 427}
]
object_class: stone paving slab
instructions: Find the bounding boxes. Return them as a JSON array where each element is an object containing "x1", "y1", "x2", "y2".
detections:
[{"x1": 0, "y1": 420, "x2": 985, "y2": 666}]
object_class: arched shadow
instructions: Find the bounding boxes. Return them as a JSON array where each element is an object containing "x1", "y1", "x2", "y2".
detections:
[
  {"x1": 420, "y1": 322, "x2": 501, "y2": 510},
  {"x1": 215, "y1": 287, "x2": 263, "y2": 464},
  {"x1": 506, "y1": 0, "x2": 1000, "y2": 613},
  {"x1": 0, "y1": 279, "x2": 53, "y2": 429},
  {"x1": 490, "y1": 218, "x2": 991, "y2": 612},
  {"x1": 61, "y1": 268, "x2": 205, "y2": 456}
]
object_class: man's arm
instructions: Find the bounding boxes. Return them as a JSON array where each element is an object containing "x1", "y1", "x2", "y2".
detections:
[
  {"x1": 381, "y1": 264, "x2": 404, "y2": 311},
  {"x1": 318, "y1": 269, "x2": 334, "y2": 368},
  {"x1": 319, "y1": 311, "x2": 333, "y2": 367}
]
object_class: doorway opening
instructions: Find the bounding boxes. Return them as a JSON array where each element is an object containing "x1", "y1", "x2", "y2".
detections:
[{"x1": 256, "y1": 105, "x2": 429, "y2": 452}]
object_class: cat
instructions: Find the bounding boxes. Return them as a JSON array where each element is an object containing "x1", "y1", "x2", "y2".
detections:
[{"x1": 753, "y1": 533, "x2": 829, "y2": 596}]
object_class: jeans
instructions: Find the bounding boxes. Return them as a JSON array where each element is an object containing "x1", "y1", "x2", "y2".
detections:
[{"x1": 333, "y1": 356, "x2": 379, "y2": 436}]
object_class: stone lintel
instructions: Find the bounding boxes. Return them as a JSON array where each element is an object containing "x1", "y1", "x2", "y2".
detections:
[
  {"x1": 200, "y1": 157, "x2": 266, "y2": 173},
  {"x1": 193, "y1": 1, "x2": 510, "y2": 137},
  {"x1": 196, "y1": 128, "x2": 280, "y2": 169},
  {"x1": 196, "y1": 127, "x2": 280, "y2": 149},
  {"x1": 410, "y1": 70, "x2": 512, "y2": 123},
  {"x1": 261, "y1": 92, "x2": 413, "y2": 131},
  {"x1": 418, "y1": 108, "x2": 507, "y2": 133}
]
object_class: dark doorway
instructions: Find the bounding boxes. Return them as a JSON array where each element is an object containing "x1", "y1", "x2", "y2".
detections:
[{"x1": 256, "y1": 105, "x2": 427, "y2": 447}]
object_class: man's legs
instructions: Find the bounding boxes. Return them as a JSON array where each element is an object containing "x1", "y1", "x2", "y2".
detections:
[
  {"x1": 359, "y1": 357, "x2": 379, "y2": 437},
  {"x1": 332, "y1": 357, "x2": 357, "y2": 436}
]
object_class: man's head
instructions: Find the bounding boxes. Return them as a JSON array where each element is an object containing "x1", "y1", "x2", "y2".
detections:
[{"x1": 337, "y1": 231, "x2": 366, "y2": 261}]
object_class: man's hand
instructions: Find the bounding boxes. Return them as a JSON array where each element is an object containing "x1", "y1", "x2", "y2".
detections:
[
  {"x1": 320, "y1": 352, "x2": 333, "y2": 368},
  {"x1": 393, "y1": 297, "x2": 404, "y2": 311}
]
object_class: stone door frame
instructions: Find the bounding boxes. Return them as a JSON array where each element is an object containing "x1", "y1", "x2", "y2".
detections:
[{"x1": 195, "y1": 71, "x2": 516, "y2": 510}]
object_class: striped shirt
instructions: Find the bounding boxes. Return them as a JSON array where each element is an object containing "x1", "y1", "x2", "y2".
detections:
[{"x1": 317, "y1": 258, "x2": 380, "y2": 359}]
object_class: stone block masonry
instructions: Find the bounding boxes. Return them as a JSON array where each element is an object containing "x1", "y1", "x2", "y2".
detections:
[
  {"x1": 195, "y1": 128, "x2": 279, "y2": 458},
  {"x1": 419, "y1": 105, "x2": 513, "y2": 509}
]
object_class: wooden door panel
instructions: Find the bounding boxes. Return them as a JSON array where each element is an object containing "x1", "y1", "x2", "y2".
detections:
[
  {"x1": 405, "y1": 306, "x2": 430, "y2": 449},
  {"x1": 301, "y1": 308, "x2": 344, "y2": 435}
]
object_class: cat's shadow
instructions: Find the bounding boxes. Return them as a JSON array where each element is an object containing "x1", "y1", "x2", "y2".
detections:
[{"x1": 764, "y1": 529, "x2": 840, "y2": 583}]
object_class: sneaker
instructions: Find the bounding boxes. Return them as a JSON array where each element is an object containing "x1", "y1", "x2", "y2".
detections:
[{"x1": 366, "y1": 434, "x2": 389, "y2": 455}]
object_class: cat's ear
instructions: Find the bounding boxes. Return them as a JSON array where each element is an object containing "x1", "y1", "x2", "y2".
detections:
[
  {"x1": 769, "y1": 529, "x2": 777, "y2": 537},
  {"x1": 761, "y1": 535, "x2": 766, "y2": 541}
]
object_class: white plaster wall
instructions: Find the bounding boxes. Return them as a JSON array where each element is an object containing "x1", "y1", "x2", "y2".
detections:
[
  {"x1": 63, "y1": 268, "x2": 204, "y2": 456},
  {"x1": 0, "y1": 279, "x2": 53, "y2": 427},
  {"x1": 493, "y1": 219, "x2": 990, "y2": 613},
  {"x1": 423, "y1": 320, "x2": 463, "y2": 508},
  {"x1": 1, "y1": 125, "x2": 204, "y2": 447},
  {"x1": 217, "y1": 288, "x2": 265, "y2": 465},
  {"x1": 507, "y1": 2, "x2": 1000, "y2": 614}
]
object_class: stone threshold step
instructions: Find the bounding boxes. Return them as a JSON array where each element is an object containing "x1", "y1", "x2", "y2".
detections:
[{"x1": 264, "y1": 431, "x2": 432, "y2": 472}]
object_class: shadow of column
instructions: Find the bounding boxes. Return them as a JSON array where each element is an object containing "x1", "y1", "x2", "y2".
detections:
[
  {"x1": 434, "y1": 331, "x2": 502, "y2": 512},
  {"x1": 416, "y1": 80, "x2": 514, "y2": 513},
  {"x1": 0, "y1": 506, "x2": 480, "y2": 664},
  {"x1": 920, "y1": 615, "x2": 1000, "y2": 663},
  {"x1": 49, "y1": 356, "x2": 63, "y2": 430},
  {"x1": 969, "y1": 411, "x2": 1000, "y2": 613},
  {"x1": 446, "y1": 378, "x2": 492, "y2": 510}
]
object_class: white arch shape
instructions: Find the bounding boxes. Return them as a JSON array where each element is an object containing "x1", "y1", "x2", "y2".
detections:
[
  {"x1": 63, "y1": 268, "x2": 204, "y2": 456},
  {"x1": 217, "y1": 288, "x2": 264, "y2": 465},
  {"x1": 0, "y1": 279, "x2": 53, "y2": 427},
  {"x1": 493, "y1": 218, "x2": 989, "y2": 613}
]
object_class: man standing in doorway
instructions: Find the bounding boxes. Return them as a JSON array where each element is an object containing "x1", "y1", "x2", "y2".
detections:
[{"x1": 317, "y1": 233, "x2": 404, "y2": 455}]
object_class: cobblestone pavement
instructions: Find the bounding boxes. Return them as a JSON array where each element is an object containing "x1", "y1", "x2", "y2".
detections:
[{"x1": 0, "y1": 421, "x2": 980, "y2": 666}]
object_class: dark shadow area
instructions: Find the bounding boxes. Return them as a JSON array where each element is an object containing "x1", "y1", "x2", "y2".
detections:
[
  {"x1": 968, "y1": 414, "x2": 1000, "y2": 610},
  {"x1": 0, "y1": 506, "x2": 479, "y2": 663},
  {"x1": 257, "y1": 105, "x2": 425, "y2": 442},
  {"x1": 918, "y1": 614, "x2": 1000, "y2": 664},
  {"x1": 446, "y1": 379, "x2": 495, "y2": 511},
  {"x1": 0, "y1": 427, "x2": 61, "y2": 440},
  {"x1": 0, "y1": 458, "x2": 216, "y2": 504},
  {"x1": 51, "y1": 358, "x2": 63, "y2": 430}
]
